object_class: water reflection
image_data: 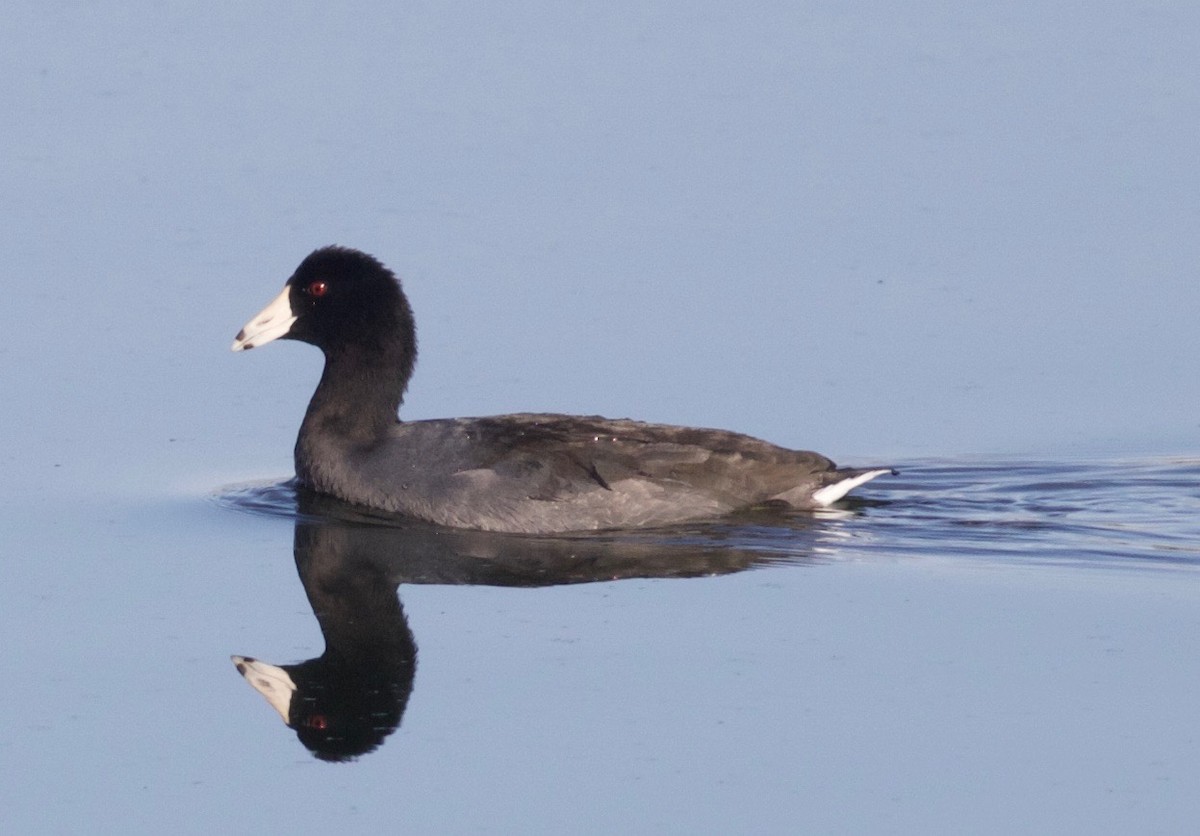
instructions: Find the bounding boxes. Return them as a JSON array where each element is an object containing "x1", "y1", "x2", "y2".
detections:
[{"x1": 232, "y1": 487, "x2": 833, "y2": 761}]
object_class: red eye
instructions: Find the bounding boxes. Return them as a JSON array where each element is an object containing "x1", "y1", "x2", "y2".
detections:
[
  {"x1": 302, "y1": 714, "x2": 329, "y2": 730},
  {"x1": 307, "y1": 281, "x2": 329, "y2": 297}
]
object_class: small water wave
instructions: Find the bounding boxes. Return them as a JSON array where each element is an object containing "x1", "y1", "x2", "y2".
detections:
[
  {"x1": 216, "y1": 478, "x2": 302, "y2": 520},
  {"x1": 853, "y1": 458, "x2": 1200, "y2": 569}
]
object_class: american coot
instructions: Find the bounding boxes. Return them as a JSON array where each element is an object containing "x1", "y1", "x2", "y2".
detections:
[{"x1": 232, "y1": 247, "x2": 892, "y2": 534}]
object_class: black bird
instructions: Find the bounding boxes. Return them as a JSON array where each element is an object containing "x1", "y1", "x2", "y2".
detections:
[{"x1": 232, "y1": 247, "x2": 892, "y2": 533}]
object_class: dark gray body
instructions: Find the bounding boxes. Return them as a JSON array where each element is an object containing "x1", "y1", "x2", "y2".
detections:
[{"x1": 296, "y1": 411, "x2": 879, "y2": 534}]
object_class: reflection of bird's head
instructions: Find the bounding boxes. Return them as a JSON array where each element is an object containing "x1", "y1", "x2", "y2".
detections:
[{"x1": 233, "y1": 652, "x2": 410, "y2": 762}]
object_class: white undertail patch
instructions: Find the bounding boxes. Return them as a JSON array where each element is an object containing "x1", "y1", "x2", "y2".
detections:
[{"x1": 811, "y1": 468, "x2": 892, "y2": 507}]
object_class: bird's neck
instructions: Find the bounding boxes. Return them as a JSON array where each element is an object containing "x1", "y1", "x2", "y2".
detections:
[{"x1": 300, "y1": 342, "x2": 410, "y2": 443}]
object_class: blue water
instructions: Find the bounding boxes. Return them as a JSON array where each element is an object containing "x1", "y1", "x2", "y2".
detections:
[
  {"x1": 197, "y1": 462, "x2": 1200, "y2": 831},
  {"x1": 5, "y1": 457, "x2": 1200, "y2": 832},
  {"x1": 5, "y1": 1, "x2": 1200, "y2": 833},
  {"x1": 212, "y1": 459, "x2": 1200, "y2": 769}
]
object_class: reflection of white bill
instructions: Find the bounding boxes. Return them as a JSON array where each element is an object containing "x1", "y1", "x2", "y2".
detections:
[{"x1": 231, "y1": 655, "x2": 296, "y2": 724}]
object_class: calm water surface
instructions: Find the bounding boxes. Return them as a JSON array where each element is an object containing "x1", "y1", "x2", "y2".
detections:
[
  {"x1": 212, "y1": 457, "x2": 1200, "y2": 759},
  {"x1": 5, "y1": 457, "x2": 1199, "y2": 834}
]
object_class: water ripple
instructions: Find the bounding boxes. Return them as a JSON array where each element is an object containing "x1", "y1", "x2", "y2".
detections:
[{"x1": 856, "y1": 458, "x2": 1200, "y2": 568}]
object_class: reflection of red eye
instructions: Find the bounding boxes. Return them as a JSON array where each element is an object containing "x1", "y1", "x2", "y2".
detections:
[
  {"x1": 308, "y1": 281, "x2": 328, "y2": 297},
  {"x1": 302, "y1": 715, "x2": 329, "y2": 730}
]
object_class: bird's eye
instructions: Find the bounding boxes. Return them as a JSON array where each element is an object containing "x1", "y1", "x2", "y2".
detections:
[
  {"x1": 307, "y1": 281, "x2": 329, "y2": 297},
  {"x1": 301, "y1": 714, "x2": 329, "y2": 730}
]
